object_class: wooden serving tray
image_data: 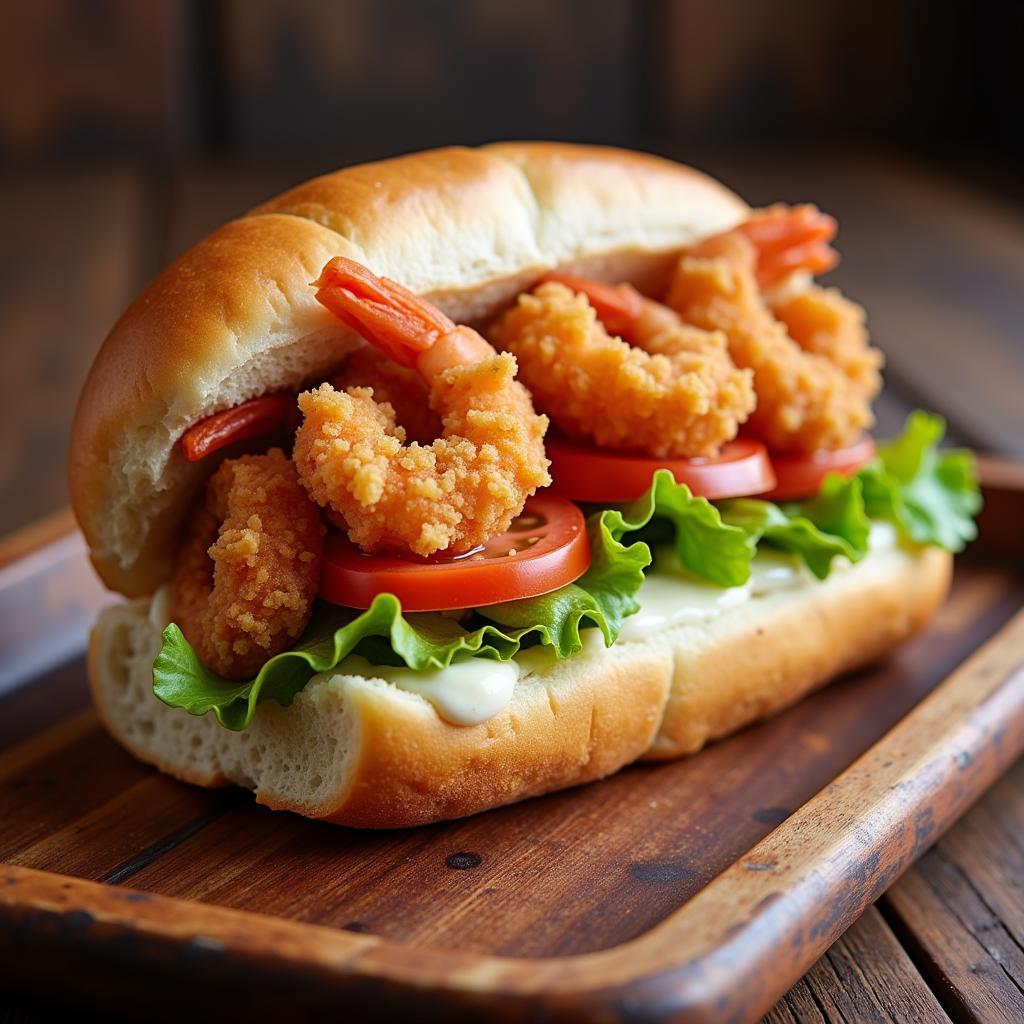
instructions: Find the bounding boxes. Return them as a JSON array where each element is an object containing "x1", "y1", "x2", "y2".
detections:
[{"x1": 0, "y1": 461, "x2": 1022, "y2": 1023}]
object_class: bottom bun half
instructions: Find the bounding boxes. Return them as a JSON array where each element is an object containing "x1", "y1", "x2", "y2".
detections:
[{"x1": 88, "y1": 545, "x2": 952, "y2": 828}]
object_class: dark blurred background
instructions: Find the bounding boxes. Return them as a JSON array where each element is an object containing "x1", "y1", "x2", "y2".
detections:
[{"x1": 2, "y1": 0, "x2": 1023, "y2": 540}]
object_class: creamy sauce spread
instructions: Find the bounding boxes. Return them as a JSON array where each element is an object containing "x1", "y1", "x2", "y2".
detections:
[
  {"x1": 617, "y1": 548, "x2": 752, "y2": 643},
  {"x1": 334, "y1": 654, "x2": 519, "y2": 726},
  {"x1": 748, "y1": 550, "x2": 809, "y2": 596},
  {"x1": 514, "y1": 628, "x2": 607, "y2": 678},
  {"x1": 868, "y1": 521, "x2": 898, "y2": 551}
]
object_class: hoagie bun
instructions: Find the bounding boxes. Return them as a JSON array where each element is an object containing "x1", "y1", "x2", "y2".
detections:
[
  {"x1": 71, "y1": 143, "x2": 960, "y2": 828},
  {"x1": 89, "y1": 543, "x2": 950, "y2": 827}
]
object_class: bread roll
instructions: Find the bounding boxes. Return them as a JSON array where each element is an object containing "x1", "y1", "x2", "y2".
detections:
[{"x1": 89, "y1": 545, "x2": 950, "y2": 828}]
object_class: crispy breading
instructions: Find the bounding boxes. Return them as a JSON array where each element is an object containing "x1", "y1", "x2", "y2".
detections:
[
  {"x1": 294, "y1": 351, "x2": 550, "y2": 557},
  {"x1": 666, "y1": 232, "x2": 882, "y2": 454},
  {"x1": 170, "y1": 449, "x2": 324, "y2": 679},
  {"x1": 331, "y1": 346, "x2": 440, "y2": 443},
  {"x1": 490, "y1": 282, "x2": 755, "y2": 458}
]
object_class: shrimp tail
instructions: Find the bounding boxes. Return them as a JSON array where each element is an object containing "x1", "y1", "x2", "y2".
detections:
[
  {"x1": 538, "y1": 272, "x2": 645, "y2": 340},
  {"x1": 301, "y1": 256, "x2": 550, "y2": 557},
  {"x1": 736, "y1": 204, "x2": 840, "y2": 288},
  {"x1": 315, "y1": 257, "x2": 455, "y2": 366}
]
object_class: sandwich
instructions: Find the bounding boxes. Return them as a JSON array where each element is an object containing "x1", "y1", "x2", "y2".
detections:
[{"x1": 72, "y1": 143, "x2": 981, "y2": 828}]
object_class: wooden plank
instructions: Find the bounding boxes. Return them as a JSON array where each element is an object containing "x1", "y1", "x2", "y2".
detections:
[
  {"x1": 653, "y1": 5, "x2": 951, "y2": 149},
  {"x1": 973, "y1": 457, "x2": 1024, "y2": 561},
  {"x1": 882, "y1": 757, "x2": 1024, "y2": 1024},
  {"x1": 0, "y1": 720, "x2": 154, "y2": 861},
  {"x1": 762, "y1": 906, "x2": 950, "y2": 1024},
  {"x1": 0, "y1": 656, "x2": 92, "y2": 752},
  {"x1": 162, "y1": 163, "x2": 306, "y2": 262},
  {"x1": 0, "y1": 599, "x2": 1021, "y2": 1021},
  {"x1": 8, "y1": 775, "x2": 227, "y2": 882},
  {"x1": 217, "y1": 0, "x2": 637, "y2": 154},
  {"x1": 0, "y1": 1, "x2": 192, "y2": 158}
]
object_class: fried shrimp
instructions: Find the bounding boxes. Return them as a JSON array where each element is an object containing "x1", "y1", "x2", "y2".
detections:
[
  {"x1": 665, "y1": 207, "x2": 882, "y2": 454},
  {"x1": 330, "y1": 346, "x2": 440, "y2": 444},
  {"x1": 294, "y1": 258, "x2": 550, "y2": 557},
  {"x1": 489, "y1": 278, "x2": 755, "y2": 458},
  {"x1": 170, "y1": 449, "x2": 324, "y2": 680}
]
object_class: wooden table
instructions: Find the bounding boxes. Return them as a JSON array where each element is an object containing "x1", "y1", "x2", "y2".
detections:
[{"x1": 0, "y1": 150, "x2": 1021, "y2": 1021}]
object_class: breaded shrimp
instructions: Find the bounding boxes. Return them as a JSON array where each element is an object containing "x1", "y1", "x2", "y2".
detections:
[
  {"x1": 665, "y1": 216, "x2": 882, "y2": 454},
  {"x1": 294, "y1": 258, "x2": 550, "y2": 557},
  {"x1": 770, "y1": 285, "x2": 881, "y2": 399},
  {"x1": 170, "y1": 449, "x2": 325, "y2": 679},
  {"x1": 489, "y1": 279, "x2": 755, "y2": 458},
  {"x1": 330, "y1": 346, "x2": 440, "y2": 443}
]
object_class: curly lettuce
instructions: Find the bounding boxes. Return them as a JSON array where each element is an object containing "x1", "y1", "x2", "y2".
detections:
[
  {"x1": 858, "y1": 411, "x2": 980, "y2": 551},
  {"x1": 720, "y1": 474, "x2": 870, "y2": 579}
]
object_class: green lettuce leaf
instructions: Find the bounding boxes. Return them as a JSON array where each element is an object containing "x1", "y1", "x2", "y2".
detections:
[
  {"x1": 719, "y1": 473, "x2": 871, "y2": 579},
  {"x1": 611, "y1": 469, "x2": 753, "y2": 587},
  {"x1": 858, "y1": 411, "x2": 981, "y2": 551}
]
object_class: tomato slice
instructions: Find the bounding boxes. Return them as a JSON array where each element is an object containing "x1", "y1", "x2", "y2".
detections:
[
  {"x1": 762, "y1": 435, "x2": 876, "y2": 501},
  {"x1": 545, "y1": 435, "x2": 776, "y2": 503},
  {"x1": 319, "y1": 492, "x2": 590, "y2": 611}
]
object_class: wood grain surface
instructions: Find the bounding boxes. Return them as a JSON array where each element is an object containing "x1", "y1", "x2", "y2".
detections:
[
  {"x1": 883, "y1": 761, "x2": 1024, "y2": 1024},
  {"x1": 763, "y1": 907, "x2": 950, "y2": 1024},
  {"x1": 0, "y1": 475, "x2": 1022, "y2": 1022}
]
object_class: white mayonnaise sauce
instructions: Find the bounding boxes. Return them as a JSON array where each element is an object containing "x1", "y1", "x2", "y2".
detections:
[
  {"x1": 747, "y1": 550, "x2": 809, "y2": 596},
  {"x1": 616, "y1": 522, "x2": 900, "y2": 644},
  {"x1": 515, "y1": 627, "x2": 607, "y2": 678},
  {"x1": 617, "y1": 548, "x2": 751, "y2": 642},
  {"x1": 335, "y1": 654, "x2": 519, "y2": 726},
  {"x1": 148, "y1": 583, "x2": 173, "y2": 631},
  {"x1": 868, "y1": 521, "x2": 898, "y2": 551}
]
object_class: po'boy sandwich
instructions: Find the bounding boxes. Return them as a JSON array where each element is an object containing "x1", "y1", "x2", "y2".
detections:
[{"x1": 72, "y1": 143, "x2": 980, "y2": 827}]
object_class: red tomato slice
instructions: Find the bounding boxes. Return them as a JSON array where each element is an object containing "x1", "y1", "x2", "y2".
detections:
[
  {"x1": 762, "y1": 436, "x2": 876, "y2": 501},
  {"x1": 320, "y1": 492, "x2": 590, "y2": 611},
  {"x1": 545, "y1": 435, "x2": 776, "y2": 503}
]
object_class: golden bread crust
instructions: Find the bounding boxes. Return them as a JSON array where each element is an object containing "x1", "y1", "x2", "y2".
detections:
[{"x1": 645, "y1": 546, "x2": 952, "y2": 759}]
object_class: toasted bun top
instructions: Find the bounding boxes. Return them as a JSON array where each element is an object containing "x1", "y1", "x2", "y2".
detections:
[{"x1": 69, "y1": 143, "x2": 748, "y2": 596}]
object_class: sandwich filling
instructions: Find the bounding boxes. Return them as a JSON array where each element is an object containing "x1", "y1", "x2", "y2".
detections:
[
  {"x1": 147, "y1": 208, "x2": 980, "y2": 731},
  {"x1": 154, "y1": 411, "x2": 979, "y2": 729}
]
